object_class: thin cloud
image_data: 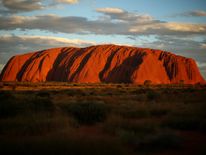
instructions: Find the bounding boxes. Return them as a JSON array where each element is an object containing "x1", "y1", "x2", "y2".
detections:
[
  {"x1": 201, "y1": 43, "x2": 206, "y2": 49},
  {"x1": 96, "y1": 7, "x2": 124, "y2": 14},
  {"x1": 0, "y1": 14, "x2": 127, "y2": 35},
  {"x1": 197, "y1": 62, "x2": 206, "y2": 68},
  {"x1": 56, "y1": 0, "x2": 79, "y2": 4},
  {"x1": 129, "y1": 22, "x2": 206, "y2": 35},
  {"x1": 139, "y1": 35, "x2": 206, "y2": 62},
  {"x1": 197, "y1": 62, "x2": 206, "y2": 78},
  {"x1": 96, "y1": 7, "x2": 153, "y2": 23},
  {"x1": 0, "y1": 35, "x2": 96, "y2": 54},
  {"x1": 188, "y1": 10, "x2": 206, "y2": 16},
  {"x1": 0, "y1": 34, "x2": 96, "y2": 67},
  {"x1": 0, "y1": 13, "x2": 205, "y2": 36},
  {"x1": 0, "y1": 0, "x2": 44, "y2": 13},
  {"x1": 173, "y1": 10, "x2": 206, "y2": 17},
  {"x1": 1, "y1": 7, "x2": 205, "y2": 36},
  {"x1": 0, "y1": 0, "x2": 79, "y2": 14}
]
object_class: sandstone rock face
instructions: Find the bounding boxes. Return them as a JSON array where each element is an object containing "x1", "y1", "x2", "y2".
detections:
[{"x1": 0, "y1": 45, "x2": 205, "y2": 84}]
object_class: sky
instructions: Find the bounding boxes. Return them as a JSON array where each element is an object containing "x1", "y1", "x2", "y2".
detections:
[{"x1": 0, "y1": 0, "x2": 206, "y2": 79}]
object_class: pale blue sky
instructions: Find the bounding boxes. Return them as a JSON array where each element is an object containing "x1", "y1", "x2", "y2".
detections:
[{"x1": 0, "y1": 0, "x2": 206, "y2": 78}]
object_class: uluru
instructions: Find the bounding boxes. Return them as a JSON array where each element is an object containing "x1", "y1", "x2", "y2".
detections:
[{"x1": 0, "y1": 44, "x2": 204, "y2": 84}]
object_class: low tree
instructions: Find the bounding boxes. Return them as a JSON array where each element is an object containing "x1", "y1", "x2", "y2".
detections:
[
  {"x1": 11, "y1": 82, "x2": 17, "y2": 91},
  {"x1": 0, "y1": 82, "x2": 3, "y2": 88},
  {"x1": 144, "y1": 80, "x2": 152, "y2": 86},
  {"x1": 179, "y1": 80, "x2": 184, "y2": 87}
]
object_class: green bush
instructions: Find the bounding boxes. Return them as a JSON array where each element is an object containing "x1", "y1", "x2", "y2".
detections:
[
  {"x1": 199, "y1": 120, "x2": 206, "y2": 132},
  {"x1": 0, "y1": 114, "x2": 70, "y2": 135},
  {"x1": 118, "y1": 130, "x2": 137, "y2": 145},
  {"x1": 147, "y1": 90, "x2": 160, "y2": 101},
  {"x1": 104, "y1": 116, "x2": 157, "y2": 136},
  {"x1": 0, "y1": 99, "x2": 20, "y2": 118},
  {"x1": 150, "y1": 108, "x2": 169, "y2": 117},
  {"x1": 61, "y1": 101, "x2": 109, "y2": 125},
  {"x1": 137, "y1": 131, "x2": 182, "y2": 152},
  {"x1": 118, "y1": 108, "x2": 149, "y2": 119},
  {"x1": 144, "y1": 80, "x2": 152, "y2": 86},
  {"x1": 0, "y1": 92, "x2": 20, "y2": 118},
  {"x1": 0, "y1": 82, "x2": 3, "y2": 88},
  {"x1": 179, "y1": 80, "x2": 184, "y2": 85},
  {"x1": 162, "y1": 116, "x2": 200, "y2": 130},
  {"x1": 0, "y1": 91, "x2": 15, "y2": 100},
  {"x1": 29, "y1": 97, "x2": 54, "y2": 112},
  {"x1": 0, "y1": 134, "x2": 125, "y2": 155},
  {"x1": 36, "y1": 91, "x2": 50, "y2": 98},
  {"x1": 117, "y1": 128, "x2": 182, "y2": 153},
  {"x1": 0, "y1": 93, "x2": 54, "y2": 118}
]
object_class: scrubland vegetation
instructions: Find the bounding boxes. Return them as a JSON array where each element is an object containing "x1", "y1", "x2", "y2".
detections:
[{"x1": 0, "y1": 82, "x2": 206, "y2": 155}]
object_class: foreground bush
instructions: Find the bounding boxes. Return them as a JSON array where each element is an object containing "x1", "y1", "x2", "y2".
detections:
[
  {"x1": 104, "y1": 115, "x2": 157, "y2": 135},
  {"x1": 136, "y1": 131, "x2": 182, "y2": 152},
  {"x1": 61, "y1": 101, "x2": 109, "y2": 124},
  {"x1": 146, "y1": 90, "x2": 160, "y2": 101},
  {"x1": 29, "y1": 96, "x2": 54, "y2": 112},
  {"x1": 0, "y1": 135, "x2": 125, "y2": 155},
  {"x1": 0, "y1": 93, "x2": 54, "y2": 118},
  {"x1": 0, "y1": 92, "x2": 23, "y2": 118},
  {"x1": 162, "y1": 116, "x2": 201, "y2": 130}
]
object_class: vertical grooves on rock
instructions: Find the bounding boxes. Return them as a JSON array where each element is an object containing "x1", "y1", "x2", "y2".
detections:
[
  {"x1": 99, "y1": 46, "x2": 121, "y2": 81},
  {"x1": 186, "y1": 59, "x2": 193, "y2": 80},
  {"x1": 69, "y1": 47, "x2": 96, "y2": 82},
  {"x1": 1, "y1": 45, "x2": 204, "y2": 84},
  {"x1": 104, "y1": 48, "x2": 145, "y2": 83},
  {"x1": 46, "y1": 47, "x2": 74, "y2": 81},
  {"x1": 159, "y1": 52, "x2": 178, "y2": 81},
  {"x1": 16, "y1": 52, "x2": 39, "y2": 81}
]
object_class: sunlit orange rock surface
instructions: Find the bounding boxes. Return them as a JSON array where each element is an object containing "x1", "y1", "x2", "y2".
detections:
[{"x1": 0, "y1": 45, "x2": 205, "y2": 84}]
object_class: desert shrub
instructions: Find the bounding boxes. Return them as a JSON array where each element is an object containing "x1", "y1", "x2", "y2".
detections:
[
  {"x1": 118, "y1": 130, "x2": 137, "y2": 145},
  {"x1": 61, "y1": 101, "x2": 109, "y2": 125},
  {"x1": 104, "y1": 116, "x2": 157, "y2": 136},
  {"x1": 0, "y1": 92, "x2": 20, "y2": 118},
  {"x1": 116, "y1": 84, "x2": 123, "y2": 88},
  {"x1": 194, "y1": 82, "x2": 203, "y2": 88},
  {"x1": 10, "y1": 82, "x2": 17, "y2": 91},
  {"x1": 162, "y1": 116, "x2": 200, "y2": 130},
  {"x1": 161, "y1": 100, "x2": 206, "y2": 131},
  {"x1": 179, "y1": 80, "x2": 184, "y2": 85},
  {"x1": 0, "y1": 82, "x2": 3, "y2": 88},
  {"x1": 150, "y1": 108, "x2": 169, "y2": 117},
  {"x1": 0, "y1": 114, "x2": 71, "y2": 135},
  {"x1": 146, "y1": 90, "x2": 160, "y2": 101},
  {"x1": 197, "y1": 144, "x2": 206, "y2": 155},
  {"x1": 72, "y1": 83, "x2": 78, "y2": 86},
  {"x1": 65, "y1": 89, "x2": 76, "y2": 96},
  {"x1": 36, "y1": 91, "x2": 50, "y2": 98},
  {"x1": 185, "y1": 87, "x2": 195, "y2": 93},
  {"x1": 0, "y1": 91, "x2": 14, "y2": 100},
  {"x1": 137, "y1": 131, "x2": 182, "y2": 152},
  {"x1": 117, "y1": 108, "x2": 150, "y2": 119},
  {"x1": 118, "y1": 121, "x2": 156, "y2": 135},
  {"x1": 29, "y1": 96, "x2": 54, "y2": 112},
  {"x1": 144, "y1": 80, "x2": 152, "y2": 86},
  {"x1": 0, "y1": 99, "x2": 20, "y2": 118},
  {"x1": 118, "y1": 128, "x2": 182, "y2": 152},
  {"x1": 0, "y1": 133, "x2": 125, "y2": 155},
  {"x1": 0, "y1": 93, "x2": 54, "y2": 118},
  {"x1": 199, "y1": 120, "x2": 206, "y2": 132}
]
